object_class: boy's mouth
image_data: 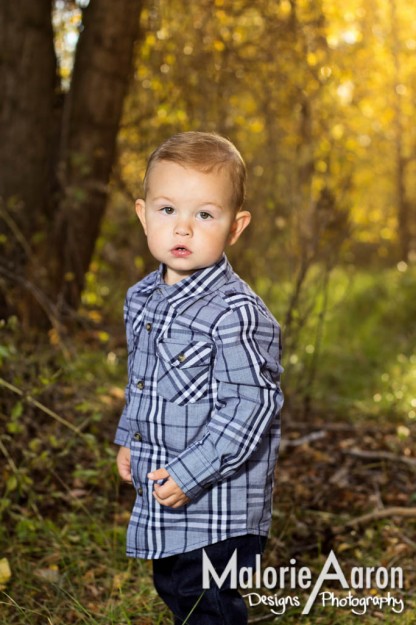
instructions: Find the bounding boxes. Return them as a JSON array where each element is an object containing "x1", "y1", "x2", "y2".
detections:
[{"x1": 171, "y1": 245, "x2": 191, "y2": 258}]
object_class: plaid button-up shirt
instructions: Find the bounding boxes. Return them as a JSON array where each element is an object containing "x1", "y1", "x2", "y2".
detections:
[{"x1": 115, "y1": 255, "x2": 283, "y2": 559}]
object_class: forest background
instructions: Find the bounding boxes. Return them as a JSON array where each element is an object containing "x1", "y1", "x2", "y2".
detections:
[{"x1": 1, "y1": 0, "x2": 416, "y2": 623}]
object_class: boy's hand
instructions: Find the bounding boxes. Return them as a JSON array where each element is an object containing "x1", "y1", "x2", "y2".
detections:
[
  {"x1": 117, "y1": 446, "x2": 132, "y2": 483},
  {"x1": 148, "y1": 468, "x2": 190, "y2": 508}
]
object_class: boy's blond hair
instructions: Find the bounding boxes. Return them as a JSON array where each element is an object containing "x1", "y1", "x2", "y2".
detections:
[{"x1": 143, "y1": 131, "x2": 247, "y2": 212}]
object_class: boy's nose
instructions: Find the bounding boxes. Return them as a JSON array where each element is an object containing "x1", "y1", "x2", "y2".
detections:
[{"x1": 175, "y1": 219, "x2": 192, "y2": 236}]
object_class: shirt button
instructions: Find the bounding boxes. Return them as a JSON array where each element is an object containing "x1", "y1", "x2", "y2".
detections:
[
  {"x1": 133, "y1": 432, "x2": 142, "y2": 442},
  {"x1": 177, "y1": 353, "x2": 186, "y2": 363},
  {"x1": 138, "y1": 486, "x2": 143, "y2": 496},
  {"x1": 137, "y1": 380, "x2": 144, "y2": 390},
  {"x1": 145, "y1": 322, "x2": 152, "y2": 332}
]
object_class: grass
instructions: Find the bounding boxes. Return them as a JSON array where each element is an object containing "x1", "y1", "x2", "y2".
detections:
[
  {"x1": 315, "y1": 265, "x2": 416, "y2": 421},
  {"x1": 1, "y1": 265, "x2": 416, "y2": 623},
  {"x1": 258, "y1": 263, "x2": 416, "y2": 422},
  {"x1": 0, "y1": 495, "x2": 171, "y2": 624}
]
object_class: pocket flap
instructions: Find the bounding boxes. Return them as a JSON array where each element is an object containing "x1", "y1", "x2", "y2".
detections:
[{"x1": 157, "y1": 340, "x2": 213, "y2": 369}]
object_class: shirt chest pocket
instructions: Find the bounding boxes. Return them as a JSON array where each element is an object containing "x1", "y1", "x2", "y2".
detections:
[{"x1": 156, "y1": 339, "x2": 214, "y2": 405}]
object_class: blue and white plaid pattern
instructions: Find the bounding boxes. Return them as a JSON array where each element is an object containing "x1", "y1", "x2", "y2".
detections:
[{"x1": 115, "y1": 255, "x2": 283, "y2": 559}]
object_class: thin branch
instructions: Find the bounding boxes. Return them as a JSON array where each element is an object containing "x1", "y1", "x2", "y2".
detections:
[
  {"x1": 0, "y1": 264, "x2": 60, "y2": 326},
  {"x1": 0, "y1": 263, "x2": 76, "y2": 359},
  {"x1": 280, "y1": 430, "x2": 327, "y2": 452},
  {"x1": 0, "y1": 377, "x2": 82, "y2": 436},
  {"x1": 343, "y1": 447, "x2": 416, "y2": 468},
  {"x1": 0, "y1": 204, "x2": 33, "y2": 259},
  {"x1": 0, "y1": 437, "x2": 19, "y2": 473},
  {"x1": 249, "y1": 615, "x2": 278, "y2": 624},
  {"x1": 284, "y1": 420, "x2": 375, "y2": 433},
  {"x1": 338, "y1": 506, "x2": 416, "y2": 531}
]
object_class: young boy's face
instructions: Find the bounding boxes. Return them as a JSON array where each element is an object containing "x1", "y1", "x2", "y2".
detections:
[{"x1": 136, "y1": 160, "x2": 251, "y2": 285}]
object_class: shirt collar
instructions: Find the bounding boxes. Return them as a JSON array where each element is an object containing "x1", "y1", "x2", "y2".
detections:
[{"x1": 146, "y1": 255, "x2": 233, "y2": 305}]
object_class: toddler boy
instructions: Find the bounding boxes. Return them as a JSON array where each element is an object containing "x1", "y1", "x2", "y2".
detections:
[{"x1": 115, "y1": 131, "x2": 283, "y2": 624}]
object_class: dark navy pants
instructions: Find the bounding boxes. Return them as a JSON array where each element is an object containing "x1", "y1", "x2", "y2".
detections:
[{"x1": 152, "y1": 534, "x2": 267, "y2": 625}]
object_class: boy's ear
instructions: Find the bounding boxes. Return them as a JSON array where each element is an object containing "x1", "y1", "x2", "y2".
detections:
[
  {"x1": 228, "y1": 210, "x2": 251, "y2": 246},
  {"x1": 135, "y1": 199, "x2": 147, "y2": 235}
]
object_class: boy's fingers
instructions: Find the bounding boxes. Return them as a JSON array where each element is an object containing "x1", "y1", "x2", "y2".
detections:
[
  {"x1": 148, "y1": 468, "x2": 169, "y2": 480},
  {"x1": 117, "y1": 460, "x2": 130, "y2": 480},
  {"x1": 153, "y1": 481, "x2": 173, "y2": 498},
  {"x1": 148, "y1": 468, "x2": 190, "y2": 507},
  {"x1": 153, "y1": 490, "x2": 173, "y2": 504},
  {"x1": 118, "y1": 465, "x2": 132, "y2": 482},
  {"x1": 153, "y1": 489, "x2": 189, "y2": 508},
  {"x1": 154, "y1": 478, "x2": 183, "y2": 498},
  {"x1": 117, "y1": 447, "x2": 132, "y2": 482},
  {"x1": 121, "y1": 470, "x2": 132, "y2": 482}
]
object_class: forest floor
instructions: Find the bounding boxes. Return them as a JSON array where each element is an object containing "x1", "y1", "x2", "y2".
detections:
[
  {"x1": 261, "y1": 415, "x2": 416, "y2": 623},
  {"x1": 1, "y1": 318, "x2": 416, "y2": 624}
]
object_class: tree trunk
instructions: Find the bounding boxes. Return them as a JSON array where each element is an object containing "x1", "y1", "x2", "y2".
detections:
[
  {"x1": 0, "y1": 0, "x2": 58, "y2": 321},
  {"x1": 0, "y1": 0, "x2": 143, "y2": 325},
  {"x1": 54, "y1": 0, "x2": 143, "y2": 311},
  {"x1": 389, "y1": 0, "x2": 410, "y2": 262}
]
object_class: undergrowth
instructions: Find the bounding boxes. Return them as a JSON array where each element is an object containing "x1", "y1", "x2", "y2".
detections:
[
  {"x1": 1, "y1": 266, "x2": 415, "y2": 623},
  {"x1": 259, "y1": 264, "x2": 416, "y2": 422}
]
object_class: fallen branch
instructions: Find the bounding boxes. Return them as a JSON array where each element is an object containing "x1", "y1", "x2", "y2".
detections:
[
  {"x1": 343, "y1": 447, "x2": 416, "y2": 468},
  {"x1": 280, "y1": 430, "x2": 327, "y2": 451},
  {"x1": 334, "y1": 506, "x2": 416, "y2": 533},
  {"x1": 283, "y1": 420, "x2": 358, "y2": 432},
  {"x1": 248, "y1": 615, "x2": 278, "y2": 624}
]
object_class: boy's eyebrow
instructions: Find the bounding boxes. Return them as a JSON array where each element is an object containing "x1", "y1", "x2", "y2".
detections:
[
  {"x1": 150, "y1": 195, "x2": 175, "y2": 203},
  {"x1": 151, "y1": 196, "x2": 225, "y2": 210},
  {"x1": 197, "y1": 201, "x2": 224, "y2": 211}
]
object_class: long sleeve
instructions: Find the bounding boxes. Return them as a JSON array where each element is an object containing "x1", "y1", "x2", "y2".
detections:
[
  {"x1": 166, "y1": 302, "x2": 283, "y2": 500},
  {"x1": 114, "y1": 292, "x2": 135, "y2": 446}
]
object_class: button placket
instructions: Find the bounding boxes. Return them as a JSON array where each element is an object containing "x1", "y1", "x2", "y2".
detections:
[{"x1": 131, "y1": 291, "x2": 167, "y2": 507}]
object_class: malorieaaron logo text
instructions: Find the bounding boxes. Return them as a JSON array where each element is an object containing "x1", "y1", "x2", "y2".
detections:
[{"x1": 202, "y1": 549, "x2": 404, "y2": 615}]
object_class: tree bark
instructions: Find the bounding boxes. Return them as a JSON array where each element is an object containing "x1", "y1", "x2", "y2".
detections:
[
  {"x1": 0, "y1": 0, "x2": 143, "y2": 324},
  {"x1": 0, "y1": 0, "x2": 57, "y2": 225},
  {"x1": 54, "y1": 0, "x2": 143, "y2": 311},
  {"x1": 389, "y1": 0, "x2": 410, "y2": 262},
  {"x1": 0, "y1": 0, "x2": 58, "y2": 320}
]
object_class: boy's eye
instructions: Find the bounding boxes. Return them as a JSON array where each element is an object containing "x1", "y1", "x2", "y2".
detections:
[
  {"x1": 198, "y1": 211, "x2": 213, "y2": 220},
  {"x1": 161, "y1": 206, "x2": 175, "y2": 215}
]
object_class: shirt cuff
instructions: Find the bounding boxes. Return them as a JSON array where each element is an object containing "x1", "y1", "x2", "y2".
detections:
[{"x1": 166, "y1": 439, "x2": 221, "y2": 500}]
